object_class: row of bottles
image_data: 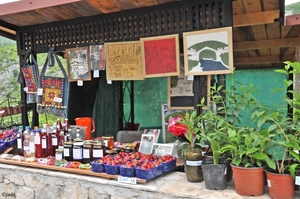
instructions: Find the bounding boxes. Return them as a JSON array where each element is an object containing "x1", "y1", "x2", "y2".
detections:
[
  {"x1": 16, "y1": 118, "x2": 106, "y2": 163},
  {"x1": 17, "y1": 118, "x2": 70, "y2": 158}
]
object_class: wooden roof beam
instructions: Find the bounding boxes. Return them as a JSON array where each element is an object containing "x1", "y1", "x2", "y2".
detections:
[
  {"x1": 234, "y1": 55, "x2": 294, "y2": 65},
  {"x1": 234, "y1": 37, "x2": 300, "y2": 51},
  {"x1": 233, "y1": 10, "x2": 280, "y2": 27}
]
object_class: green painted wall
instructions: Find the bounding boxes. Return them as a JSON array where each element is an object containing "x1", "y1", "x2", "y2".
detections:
[
  {"x1": 226, "y1": 69, "x2": 286, "y2": 127},
  {"x1": 123, "y1": 68, "x2": 287, "y2": 140}
]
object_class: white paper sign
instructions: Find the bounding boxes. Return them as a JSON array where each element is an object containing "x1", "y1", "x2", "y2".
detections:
[
  {"x1": 118, "y1": 176, "x2": 137, "y2": 184},
  {"x1": 93, "y1": 70, "x2": 100, "y2": 78},
  {"x1": 53, "y1": 97, "x2": 62, "y2": 103},
  {"x1": 186, "y1": 160, "x2": 202, "y2": 166},
  {"x1": 37, "y1": 88, "x2": 43, "y2": 96},
  {"x1": 295, "y1": 176, "x2": 300, "y2": 185},
  {"x1": 77, "y1": 80, "x2": 83, "y2": 86}
]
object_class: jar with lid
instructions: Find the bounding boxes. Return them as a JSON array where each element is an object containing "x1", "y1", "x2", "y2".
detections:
[
  {"x1": 64, "y1": 142, "x2": 73, "y2": 161},
  {"x1": 55, "y1": 149, "x2": 63, "y2": 160},
  {"x1": 83, "y1": 141, "x2": 93, "y2": 163},
  {"x1": 102, "y1": 136, "x2": 114, "y2": 149},
  {"x1": 92, "y1": 140, "x2": 106, "y2": 160},
  {"x1": 73, "y1": 141, "x2": 84, "y2": 163}
]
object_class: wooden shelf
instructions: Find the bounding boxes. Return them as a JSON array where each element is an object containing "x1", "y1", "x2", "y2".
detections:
[{"x1": 0, "y1": 159, "x2": 148, "y2": 183}]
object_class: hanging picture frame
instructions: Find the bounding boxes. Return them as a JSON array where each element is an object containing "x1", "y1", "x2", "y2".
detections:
[
  {"x1": 168, "y1": 56, "x2": 194, "y2": 110},
  {"x1": 66, "y1": 47, "x2": 91, "y2": 82},
  {"x1": 140, "y1": 34, "x2": 180, "y2": 78},
  {"x1": 183, "y1": 26, "x2": 234, "y2": 76},
  {"x1": 89, "y1": 44, "x2": 105, "y2": 71},
  {"x1": 105, "y1": 41, "x2": 144, "y2": 81}
]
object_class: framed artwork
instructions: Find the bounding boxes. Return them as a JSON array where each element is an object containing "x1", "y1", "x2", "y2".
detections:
[
  {"x1": 140, "y1": 34, "x2": 180, "y2": 78},
  {"x1": 143, "y1": 129, "x2": 160, "y2": 143},
  {"x1": 151, "y1": 143, "x2": 175, "y2": 156},
  {"x1": 66, "y1": 47, "x2": 91, "y2": 82},
  {"x1": 138, "y1": 134, "x2": 155, "y2": 154},
  {"x1": 183, "y1": 26, "x2": 234, "y2": 76},
  {"x1": 89, "y1": 44, "x2": 105, "y2": 70},
  {"x1": 105, "y1": 41, "x2": 144, "y2": 81},
  {"x1": 168, "y1": 56, "x2": 194, "y2": 110}
]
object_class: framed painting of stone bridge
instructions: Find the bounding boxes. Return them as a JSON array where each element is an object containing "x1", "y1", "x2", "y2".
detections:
[{"x1": 183, "y1": 27, "x2": 233, "y2": 76}]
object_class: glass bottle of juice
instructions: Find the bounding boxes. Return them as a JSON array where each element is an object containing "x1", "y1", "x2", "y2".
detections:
[
  {"x1": 52, "y1": 126, "x2": 58, "y2": 155},
  {"x1": 23, "y1": 126, "x2": 30, "y2": 158},
  {"x1": 17, "y1": 125, "x2": 23, "y2": 156},
  {"x1": 29, "y1": 130, "x2": 36, "y2": 157},
  {"x1": 41, "y1": 127, "x2": 48, "y2": 158},
  {"x1": 35, "y1": 128, "x2": 42, "y2": 158},
  {"x1": 46, "y1": 124, "x2": 53, "y2": 156},
  {"x1": 64, "y1": 118, "x2": 70, "y2": 133},
  {"x1": 58, "y1": 130, "x2": 65, "y2": 149}
]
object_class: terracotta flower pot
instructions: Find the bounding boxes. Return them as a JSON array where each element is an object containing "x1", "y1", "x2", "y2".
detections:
[
  {"x1": 231, "y1": 164, "x2": 265, "y2": 196},
  {"x1": 265, "y1": 170, "x2": 294, "y2": 199}
]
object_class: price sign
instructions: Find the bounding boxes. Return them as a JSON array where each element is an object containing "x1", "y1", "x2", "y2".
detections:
[
  {"x1": 37, "y1": 88, "x2": 43, "y2": 96},
  {"x1": 296, "y1": 176, "x2": 300, "y2": 185},
  {"x1": 117, "y1": 176, "x2": 137, "y2": 184}
]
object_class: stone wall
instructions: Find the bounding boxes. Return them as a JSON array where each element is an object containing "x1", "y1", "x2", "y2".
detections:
[
  {"x1": 0, "y1": 163, "x2": 189, "y2": 199},
  {"x1": 1, "y1": 163, "x2": 299, "y2": 199}
]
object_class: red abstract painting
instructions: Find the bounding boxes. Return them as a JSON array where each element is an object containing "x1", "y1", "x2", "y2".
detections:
[{"x1": 141, "y1": 34, "x2": 180, "y2": 78}]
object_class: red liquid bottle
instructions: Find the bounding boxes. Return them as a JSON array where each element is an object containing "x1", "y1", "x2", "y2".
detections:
[
  {"x1": 17, "y1": 125, "x2": 23, "y2": 156},
  {"x1": 57, "y1": 118, "x2": 63, "y2": 131},
  {"x1": 64, "y1": 118, "x2": 70, "y2": 131},
  {"x1": 41, "y1": 128, "x2": 48, "y2": 158},
  {"x1": 35, "y1": 128, "x2": 43, "y2": 158},
  {"x1": 52, "y1": 127, "x2": 58, "y2": 155},
  {"x1": 58, "y1": 130, "x2": 65, "y2": 149},
  {"x1": 46, "y1": 124, "x2": 53, "y2": 156}
]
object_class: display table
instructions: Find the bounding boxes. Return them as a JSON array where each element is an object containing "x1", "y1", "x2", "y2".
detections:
[{"x1": 1, "y1": 161, "x2": 299, "y2": 199}]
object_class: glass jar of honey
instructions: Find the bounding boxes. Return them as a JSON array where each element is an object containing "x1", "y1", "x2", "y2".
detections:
[
  {"x1": 83, "y1": 141, "x2": 93, "y2": 163},
  {"x1": 92, "y1": 140, "x2": 106, "y2": 160},
  {"x1": 63, "y1": 141, "x2": 73, "y2": 161},
  {"x1": 55, "y1": 149, "x2": 63, "y2": 160},
  {"x1": 102, "y1": 136, "x2": 114, "y2": 149}
]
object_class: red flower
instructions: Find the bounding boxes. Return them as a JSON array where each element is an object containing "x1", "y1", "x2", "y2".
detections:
[{"x1": 168, "y1": 115, "x2": 187, "y2": 137}]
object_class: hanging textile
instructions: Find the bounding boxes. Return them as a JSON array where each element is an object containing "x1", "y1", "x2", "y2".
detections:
[
  {"x1": 20, "y1": 49, "x2": 39, "y2": 103},
  {"x1": 37, "y1": 48, "x2": 69, "y2": 117}
]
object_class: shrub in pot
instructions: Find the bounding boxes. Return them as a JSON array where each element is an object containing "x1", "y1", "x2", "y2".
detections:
[
  {"x1": 168, "y1": 110, "x2": 204, "y2": 182},
  {"x1": 195, "y1": 82, "x2": 269, "y2": 192},
  {"x1": 249, "y1": 61, "x2": 300, "y2": 199}
]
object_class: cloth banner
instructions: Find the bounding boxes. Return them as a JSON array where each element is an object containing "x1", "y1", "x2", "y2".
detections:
[
  {"x1": 20, "y1": 49, "x2": 39, "y2": 103},
  {"x1": 37, "y1": 48, "x2": 69, "y2": 117}
]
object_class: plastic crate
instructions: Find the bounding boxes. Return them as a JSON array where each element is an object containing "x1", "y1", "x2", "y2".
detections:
[
  {"x1": 105, "y1": 164, "x2": 120, "y2": 175},
  {"x1": 5, "y1": 135, "x2": 17, "y2": 148},
  {"x1": 119, "y1": 166, "x2": 136, "y2": 177},
  {"x1": 91, "y1": 160, "x2": 105, "y2": 173},
  {"x1": 136, "y1": 167, "x2": 156, "y2": 180},
  {"x1": 162, "y1": 158, "x2": 177, "y2": 173},
  {"x1": 0, "y1": 142, "x2": 6, "y2": 154},
  {"x1": 155, "y1": 164, "x2": 163, "y2": 176}
]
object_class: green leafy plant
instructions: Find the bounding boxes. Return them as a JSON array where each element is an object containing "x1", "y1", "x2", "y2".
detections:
[{"x1": 168, "y1": 110, "x2": 202, "y2": 149}]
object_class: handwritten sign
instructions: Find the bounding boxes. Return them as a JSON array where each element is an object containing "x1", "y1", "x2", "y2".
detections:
[{"x1": 118, "y1": 176, "x2": 137, "y2": 184}]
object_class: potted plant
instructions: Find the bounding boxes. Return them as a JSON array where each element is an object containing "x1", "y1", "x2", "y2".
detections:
[
  {"x1": 196, "y1": 104, "x2": 232, "y2": 190},
  {"x1": 197, "y1": 81, "x2": 274, "y2": 196},
  {"x1": 168, "y1": 110, "x2": 204, "y2": 182},
  {"x1": 249, "y1": 61, "x2": 300, "y2": 199}
]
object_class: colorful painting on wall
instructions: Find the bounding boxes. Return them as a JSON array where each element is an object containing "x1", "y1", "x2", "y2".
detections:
[
  {"x1": 105, "y1": 41, "x2": 144, "y2": 81},
  {"x1": 183, "y1": 26, "x2": 234, "y2": 76},
  {"x1": 141, "y1": 34, "x2": 180, "y2": 78}
]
